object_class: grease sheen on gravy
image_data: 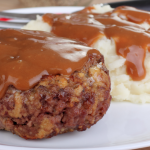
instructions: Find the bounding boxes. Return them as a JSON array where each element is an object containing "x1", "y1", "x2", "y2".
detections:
[
  {"x1": 0, "y1": 29, "x2": 100, "y2": 98},
  {"x1": 43, "y1": 6, "x2": 150, "y2": 81}
]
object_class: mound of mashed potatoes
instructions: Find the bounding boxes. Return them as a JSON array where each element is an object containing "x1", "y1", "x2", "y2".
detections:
[{"x1": 23, "y1": 4, "x2": 150, "y2": 103}]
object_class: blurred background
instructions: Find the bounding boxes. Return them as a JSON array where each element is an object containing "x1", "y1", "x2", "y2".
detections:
[{"x1": 0, "y1": 0, "x2": 130, "y2": 11}]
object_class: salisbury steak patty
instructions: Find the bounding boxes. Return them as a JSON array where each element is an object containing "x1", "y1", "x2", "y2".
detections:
[{"x1": 0, "y1": 53, "x2": 111, "y2": 139}]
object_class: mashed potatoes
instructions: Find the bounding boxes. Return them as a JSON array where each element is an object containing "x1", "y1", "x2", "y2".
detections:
[{"x1": 23, "y1": 4, "x2": 150, "y2": 103}]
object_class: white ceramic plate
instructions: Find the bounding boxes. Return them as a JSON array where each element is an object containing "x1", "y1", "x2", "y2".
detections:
[{"x1": 1, "y1": 6, "x2": 150, "y2": 150}]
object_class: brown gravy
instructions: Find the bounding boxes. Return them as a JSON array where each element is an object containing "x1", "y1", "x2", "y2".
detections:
[
  {"x1": 43, "y1": 6, "x2": 150, "y2": 81},
  {"x1": 112, "y1": 6, "x2": 150, "y2": 24},
  {"x1": 0, "y1": 29, "x2": 100, "y2": 98}
]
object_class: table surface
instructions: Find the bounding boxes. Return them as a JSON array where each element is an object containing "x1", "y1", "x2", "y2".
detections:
[
  {"x1": 0, "y1": 0, "x2": 129, "y2": 10},
  {"x1": 0, "y1": 0, "x2": 149, "y2": 150}
]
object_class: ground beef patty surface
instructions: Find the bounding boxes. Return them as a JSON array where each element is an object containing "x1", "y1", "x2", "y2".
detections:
[{"x1": 0, "y1": 53, "x2": 111, "y2": 139}]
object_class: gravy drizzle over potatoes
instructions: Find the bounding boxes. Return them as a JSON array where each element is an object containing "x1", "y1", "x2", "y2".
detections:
[{"x1": 23, "y1": 4, "x2": 150, "y2": 103}]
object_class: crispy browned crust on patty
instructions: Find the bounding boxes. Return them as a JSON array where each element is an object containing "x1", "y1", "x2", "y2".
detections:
[{"x1": 0, "y1": 53, "x2": 111, "y2": 139}]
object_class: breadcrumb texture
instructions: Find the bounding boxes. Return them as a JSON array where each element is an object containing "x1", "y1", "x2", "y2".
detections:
[{"x1": 0, "y1": 53, "x2": 111, "y2": 139}]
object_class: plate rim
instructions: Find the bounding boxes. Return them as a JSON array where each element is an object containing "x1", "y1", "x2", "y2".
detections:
[
  {"x1": 0, "y1": 4, "x2": 150, "y2": 150},
  {"x1": 3, "y1": 6, "x2": 84, "y2": 13},
  {"x1": 1, "y1": 138, "x2": 150, "y2": 150}
]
